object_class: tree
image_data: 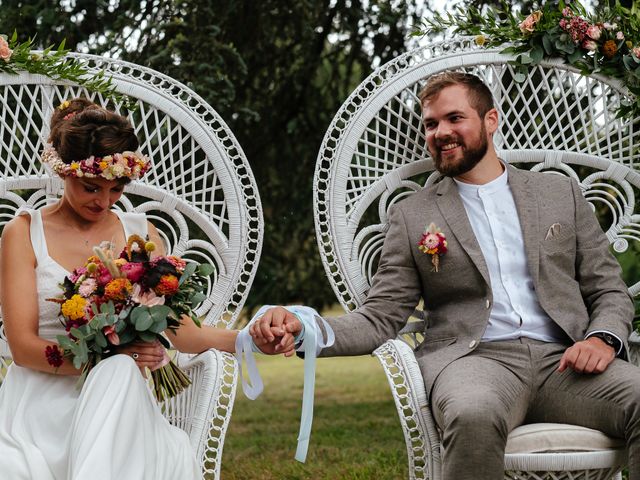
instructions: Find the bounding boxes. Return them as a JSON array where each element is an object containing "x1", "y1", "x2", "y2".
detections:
[{"x1": 0, "y1": 0, "x2": 428, "y2": 312}]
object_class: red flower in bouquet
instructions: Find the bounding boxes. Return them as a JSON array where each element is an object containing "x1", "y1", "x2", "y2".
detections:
[
  {"x1": 45, "y1": 345, "x2": 64, "y2": 368},
  {"x1": 46, "y1": 234, "x2": 214, "y2": 401}
]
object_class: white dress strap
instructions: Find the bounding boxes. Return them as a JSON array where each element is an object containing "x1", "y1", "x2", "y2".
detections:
[
  {"x1": 115, "y1": 212, "x2": 148, "y2": 239},
  {"x1": 18, "y1": 208, "x2": 49, "y2": 260}
]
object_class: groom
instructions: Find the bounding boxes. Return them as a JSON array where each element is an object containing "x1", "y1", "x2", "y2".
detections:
[{"x1": 252, "y1": 72, "x2": 640, "y2": 479}]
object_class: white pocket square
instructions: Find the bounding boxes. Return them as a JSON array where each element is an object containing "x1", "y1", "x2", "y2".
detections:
[{"x1": 545, "y1": 223, "x2": 562, "y2": 240}]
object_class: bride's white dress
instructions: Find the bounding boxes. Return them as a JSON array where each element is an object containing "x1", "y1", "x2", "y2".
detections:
[{"x1": 0, "y1": 209, "x2": 200, "y2": 479}]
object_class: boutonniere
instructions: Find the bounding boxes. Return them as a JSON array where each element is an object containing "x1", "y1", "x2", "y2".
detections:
[{"x1": 418, "y1": 223, "x2": 448, "y2": 272}]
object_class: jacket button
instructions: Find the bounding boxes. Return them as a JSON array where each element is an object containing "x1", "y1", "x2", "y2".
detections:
[
  {"x1": 485, "y1": 299, "x2": 491, "y2": 309},
  {"x1": 469, "y1": 340, "x2": 477, "y2": 348}
]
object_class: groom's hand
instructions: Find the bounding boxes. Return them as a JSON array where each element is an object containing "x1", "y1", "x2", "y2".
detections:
[
  {"x1": 558, "y1": 337, "x2": 615, "y2": 374},
  {"x1": 250, "y1": 307, "x2": 303, "y2": 357}
]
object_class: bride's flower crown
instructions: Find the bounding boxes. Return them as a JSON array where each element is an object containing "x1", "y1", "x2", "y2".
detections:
[{"x1": 41, "y1": 144, "x2": 151, "y2": 180}]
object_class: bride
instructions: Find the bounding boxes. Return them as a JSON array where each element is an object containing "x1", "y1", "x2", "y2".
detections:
[{"x1": 0, "y1": 98, "x2": 291, "y2": 479}]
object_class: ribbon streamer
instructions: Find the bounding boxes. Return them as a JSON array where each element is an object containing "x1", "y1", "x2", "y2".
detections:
[{"x1": 234, "y1": 305, "x2": 335, "y2": 462}]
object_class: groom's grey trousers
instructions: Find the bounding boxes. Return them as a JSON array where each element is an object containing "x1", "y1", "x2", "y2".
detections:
[{"x1": 431, "y1": 338, "x2": 640, "y2": 480}]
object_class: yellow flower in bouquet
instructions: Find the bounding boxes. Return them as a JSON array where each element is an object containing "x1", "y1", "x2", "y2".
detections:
[{"x1": 61, "y1": 294, "x2": 87, "y2": 320}]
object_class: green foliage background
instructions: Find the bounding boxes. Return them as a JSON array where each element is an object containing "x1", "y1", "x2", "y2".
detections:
[
  {"x1": 1, "y1": 0, "x2": 429, "y2": 312},
  {"x1": 5, "y1": 0, "x2": 632, "y2": 315}
]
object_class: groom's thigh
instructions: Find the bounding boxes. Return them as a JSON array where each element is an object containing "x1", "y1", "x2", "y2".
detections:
[
  {"x1": 431, "y1": 342, "x2": 533, "y2": 438},
  {"x1": 527, "y1": 344, "x2": 640, "y2": 438}
]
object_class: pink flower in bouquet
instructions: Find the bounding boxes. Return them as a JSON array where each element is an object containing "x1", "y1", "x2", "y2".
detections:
[
  {"x1": 634, "y1": 46, "x2": 640, "y2": 59},
  {"x1": 165, "y1": 256, "x2": 187, "y2": 271},
  {"x1": 102, "y1": 325, "x2": 120, "y2": 345},
  {"x1": 0, "y1": 36, "x2": 12, "y2": 62},
  {"x1": 78, "y1": 278, "x2": 97, "y2": 297},
  {"x1": 586, "y1": 24, "x2": 601, "y2": 40},
  {"x1": 121, "y1": 262, "x2": 145, "y2": 283},
  {"x1": 519, "y1": 10, "x2": 542, "y2": 34},
  {"x1": 131, "y1": 284, "x2": 165, "y2": 307},
  {"x1": 582, "y1": 40, "x2": 598, "y2": 51},
  {"x1": 96, "y1": 264, "x2": 113, "y2": 285},
  {"x1": 69, "y1": 266, "x2": 88, "y2": 283}
]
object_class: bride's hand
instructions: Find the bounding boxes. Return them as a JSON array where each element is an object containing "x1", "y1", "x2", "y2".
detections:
[{"x1": 115, "y1": 340, "x2": 166, "y2": 372}]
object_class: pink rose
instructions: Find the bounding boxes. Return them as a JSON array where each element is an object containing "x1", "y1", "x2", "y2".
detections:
[
  {"x1": 121, "y1": 262, "x2": 145, "y2": 283},
  {"x1": 586, "y1": 25, "x2": 601, "y2": 40},
  {"x1": 0, "y1": 36, "x2": 12, "y2": 62},
  {"x1": 616, "y1": 31, "x2": 625, "y2": 40},
  {"x1": 103, "y1": 325, "x2": 120, "y2": 346},
  {"x1": 519, "y1": 11, "x2": 542, "y2": 35},
  {"x1": 582, "y1": 40, "x2": 598, "y2": 51},
  {"x1": 633, "y1": 46, "x2": 640, "y2": 59}
]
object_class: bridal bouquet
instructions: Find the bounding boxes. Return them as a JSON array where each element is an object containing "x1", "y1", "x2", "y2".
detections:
[{"x1": 46, "y1": 235, "x2": 214, "y2": 402}]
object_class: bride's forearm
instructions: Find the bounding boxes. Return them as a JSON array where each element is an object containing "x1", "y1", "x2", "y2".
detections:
[
  {"x1": 8, "y1": 336, "x2": 81, "y2": 375},
  {"x1": 167, "y1": 318, "x2": 239, "y2": 354}
]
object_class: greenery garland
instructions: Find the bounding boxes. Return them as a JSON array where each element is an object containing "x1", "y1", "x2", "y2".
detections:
[
  {"x1": 415, "y1": 0, "x2": 640, "y2": 119},
  {"x1": 0, "y1": 31, "x2": 137, "y2": 111}
]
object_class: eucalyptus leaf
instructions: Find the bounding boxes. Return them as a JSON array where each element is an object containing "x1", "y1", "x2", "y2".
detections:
[
  {"x1": 118, "y1": 329, "x2": 136, "y2": 345},
  {"x1": 513, "y1": 72, "x2": 527, "y2": 83},
  {"x1": 95, "y1": 331, "x2": 107, "y2": 348},
  {"x1": 134, "y1": 310, "x2": 154, "y2": 331},
  {"x1": 197, "y1": 263, "x2": 215, "y2": 277},
  {"x1": 70, "y1": 327, "x2": 85, "y2": 340},
  {"x1": 138, "y1": 331, "x2": 157, "y2": 342},
  {"x1": 190, "y1": 291, "x2": 206, "y2": 306},
  {"x1": 178, "y1": 263, "x2": 197, "y2": 286}
]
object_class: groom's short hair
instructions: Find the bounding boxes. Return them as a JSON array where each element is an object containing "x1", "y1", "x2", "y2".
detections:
[{"x1": 419, "y1": 72, "x2": 495, "y2": 118}]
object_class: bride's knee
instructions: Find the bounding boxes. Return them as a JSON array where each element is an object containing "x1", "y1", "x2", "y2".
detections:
[{"x1": 87, "y1": 354, "x2": 140, "y2": 381}]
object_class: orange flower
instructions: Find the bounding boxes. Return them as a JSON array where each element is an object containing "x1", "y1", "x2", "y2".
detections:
[
  {"x1": 155, "y1": 275, "x2": 179, "y2": 296},
  {"x1": 104, "y1": 278, "x2": 133, "y2": 301},
  {"x1": 602, "y1": 39, "x2": 617, "y2": 59}
]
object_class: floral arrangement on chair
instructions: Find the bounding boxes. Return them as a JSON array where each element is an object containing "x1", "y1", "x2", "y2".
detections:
[
  {"x1": 46, "y1": 235, "x2": 214, "y2": 402},
  {"x1": 415, "y1": 0, "x2": 640, "y2": 118},
  {"x1": 0, "y1": 31, "x2": 136, "y2": 110}
]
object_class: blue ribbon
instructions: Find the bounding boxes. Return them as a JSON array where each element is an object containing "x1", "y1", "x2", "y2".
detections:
[{"x1": 234, "y1": 305, "x2": 335, "y2": 463}]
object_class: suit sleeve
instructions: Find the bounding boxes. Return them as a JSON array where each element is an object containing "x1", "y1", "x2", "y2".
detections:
[
  {"x1": 571, "y1": 179, "x2": 634, "y2": 347},
  {"x1": 319, "y1": 204, "x2": 423, "y2": 357}
]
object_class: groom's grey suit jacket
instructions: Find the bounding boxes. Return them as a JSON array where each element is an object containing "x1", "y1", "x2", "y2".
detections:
[{"x1": 322, "y1": 164, "x2": 634, "y2": 396}]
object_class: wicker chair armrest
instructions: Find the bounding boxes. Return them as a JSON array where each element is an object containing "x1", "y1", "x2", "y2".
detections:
[{"x1": 172, "y1": 349, "x2": 238, "y2": 478}]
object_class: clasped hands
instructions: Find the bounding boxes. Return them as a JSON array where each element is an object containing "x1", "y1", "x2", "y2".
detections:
[{"x1": 249, "y1": 306, "x2": 303, "y2": 357}]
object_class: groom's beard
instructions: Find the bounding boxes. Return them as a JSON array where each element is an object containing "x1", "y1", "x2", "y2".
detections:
[{"x1": 432, "y1": 124, "x2": 488, "y2": 178}]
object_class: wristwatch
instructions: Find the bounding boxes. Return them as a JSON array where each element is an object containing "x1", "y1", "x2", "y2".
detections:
[{"x1": 590, "y1": 332, "x2": 619, "y2": 352}]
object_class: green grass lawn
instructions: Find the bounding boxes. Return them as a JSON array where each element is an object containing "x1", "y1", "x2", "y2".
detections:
[{"x1": 221, "y1": 354, "x2": 408, "y2": 480}]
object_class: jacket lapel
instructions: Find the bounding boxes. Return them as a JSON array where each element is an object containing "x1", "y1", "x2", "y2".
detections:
[
  {"x1": 507, "y1": 165, "x2": 540, "y2": 285},
  {"x1": 435, "y1": 177, "x2": 491, "y2": 286}
]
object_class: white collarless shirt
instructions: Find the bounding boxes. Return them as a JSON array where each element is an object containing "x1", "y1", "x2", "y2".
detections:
[{"x1": 454, "y1": 167, "x2": 567, "y2": 343}]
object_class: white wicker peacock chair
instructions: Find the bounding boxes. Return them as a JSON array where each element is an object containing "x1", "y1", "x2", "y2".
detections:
[
  {"x1": 0, "y1": 54, "x2": 263, "y2": 479},
  {"x1": 314, "y1": 37, "x2": 640, "y2": 480}
]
